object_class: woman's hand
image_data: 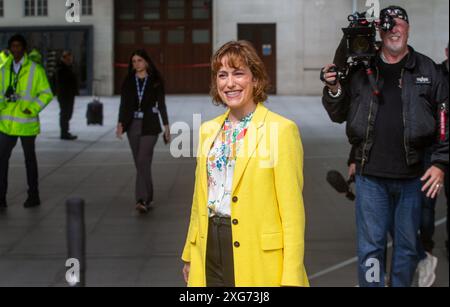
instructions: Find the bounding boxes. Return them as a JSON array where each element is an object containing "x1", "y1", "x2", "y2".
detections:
[
  {"x1": 182, "y1": 262, "x2": 190, "y2": 284},
  {"x1": 116, "y1": 123, "x2": 124, "y2": 140},
  {"x1": 164, "y1": 125, "x2": 171, "y2": 144}
]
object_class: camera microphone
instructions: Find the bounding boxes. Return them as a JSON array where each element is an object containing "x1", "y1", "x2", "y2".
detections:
[{"x1": 326, "y1": 170, "x2": 356, "y2": 201}]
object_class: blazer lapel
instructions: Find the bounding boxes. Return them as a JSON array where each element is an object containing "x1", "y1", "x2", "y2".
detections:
[{"x1": 231, "y1": 103, "x2": 269, "y2": 194}]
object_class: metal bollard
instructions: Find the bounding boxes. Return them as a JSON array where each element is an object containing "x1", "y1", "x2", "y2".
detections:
[{"x1": 66, "y1": 198, "x2": 86, "y2": 287}]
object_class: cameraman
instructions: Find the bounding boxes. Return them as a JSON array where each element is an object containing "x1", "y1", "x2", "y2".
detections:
[
  {"x1": 321, "y1": 6, "x2": 449, "y2": 287},
  {"x1": 0, "y1": 34, "x2": 53, "y2": 210}
]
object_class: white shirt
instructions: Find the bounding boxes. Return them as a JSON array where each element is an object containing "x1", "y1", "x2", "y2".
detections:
[{"x1": 13, "y1": 57, "x2": 24, "y2": 74}]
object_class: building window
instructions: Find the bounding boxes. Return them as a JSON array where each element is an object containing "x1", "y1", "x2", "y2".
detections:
[
  {"x1": 192, "y1": 0, "x2": 210, "y2": 20},
  {"x1": 167, "y1": 0, "x2": 185, "y2": 20},
  {"x1": 24, "y1": 0, "x2": 48, "y2": 16},
  {"x1": 0, "y1": 0, "x2": 4, "y2": 17},
  {"x1": 82, "y1": 0, "x2": 93, "y2": 16},
  {"x1": 143, "y1": 0, "x2": 160, "y2": 20},
  {"x1": 117, "y1": 0, "x2": 136, "y2": 20}
]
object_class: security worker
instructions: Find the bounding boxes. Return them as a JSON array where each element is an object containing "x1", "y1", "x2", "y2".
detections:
[{"x1": 0, "y1": 34, "x2": 53, "y2": 210}]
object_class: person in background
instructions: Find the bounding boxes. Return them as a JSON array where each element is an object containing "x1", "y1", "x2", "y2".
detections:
[
  {"x1": 116, "y1": 49, "x2": 170, "y2": 214},
  {"x1": 437, "y1": 43, "x2": 449, "y2": 259},
  {"x1": 0, "y1": 34, "x2": 53, "y2": 210},
  {"x1": 56, "y1": 51, "x2": 79, "y2": 140},
  {"x1": 322, "y1": 7, "x2": 448, "y2": 287}
]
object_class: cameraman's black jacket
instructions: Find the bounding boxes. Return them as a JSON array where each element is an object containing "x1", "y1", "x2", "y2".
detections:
[{"x1": 323, "y1": 47, "x2": 449, "y2": 173}]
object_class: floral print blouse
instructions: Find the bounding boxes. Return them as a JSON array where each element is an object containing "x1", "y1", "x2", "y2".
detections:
[{"x1": 207, "y1": 112, "x2": 254, "y2": 217}]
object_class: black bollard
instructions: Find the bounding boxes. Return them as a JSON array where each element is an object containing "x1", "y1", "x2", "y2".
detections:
[{"x1": 66, "y1": 198, "x2": 86, "y2": 287}]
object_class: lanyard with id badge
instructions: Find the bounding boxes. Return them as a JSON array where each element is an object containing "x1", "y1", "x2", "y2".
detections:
[
  {"x1": 134, "y1": 75, "x2": 148, "y2": 119},
  {"x1": 5, "y1": 63, "x2": 22, "y2": 102}
]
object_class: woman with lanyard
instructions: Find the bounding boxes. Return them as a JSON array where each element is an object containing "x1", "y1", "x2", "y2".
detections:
[{"x1": 116, "y1": 49, "x2": 170, "y2": 214}]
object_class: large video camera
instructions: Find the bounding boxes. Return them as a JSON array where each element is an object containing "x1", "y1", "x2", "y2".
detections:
[
  {"x1": 343, "y1": 11, "x2": 395, "y2": 65},
  {"x1": 324, "y1": 11, "x2": 396, "y2": 94}
]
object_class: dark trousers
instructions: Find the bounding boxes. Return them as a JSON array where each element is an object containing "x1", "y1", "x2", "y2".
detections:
[
  {"x1": 58, "y1": 96, "x2": 75, "y2": 136},
  {"x1": 0, "y1": 132, "x2": 39, "y2": 201},
  {"x1": 126, "y1": 120, "x2": 158, "y2": 203},
  {"x1": 206, "y1": 217, "x2": 235, "y2": 287},
  {"x1": 445, "y1": 167, "x2": 449, "y2": 252},
  {"x1": 419, "y1": 149, "x2": 438, "y2": 255}
]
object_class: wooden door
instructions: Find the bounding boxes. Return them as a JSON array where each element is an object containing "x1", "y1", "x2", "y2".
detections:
[{"x1": 238, "y1": 24, "x2": 277, "y2": 94}]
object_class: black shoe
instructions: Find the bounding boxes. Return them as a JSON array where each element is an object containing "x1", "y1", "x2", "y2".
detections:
[
  {"x1": 24, "y1": 196, "x2": 41, "y2": 208},
  {"x1": 135, "y1": 201, "x2": 148, "y2": 214},
  {"x1": 61, "y1": 133, "x2": 78, "y2": 140}
]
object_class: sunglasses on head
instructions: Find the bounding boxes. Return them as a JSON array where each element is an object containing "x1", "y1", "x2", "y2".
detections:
[{"x1": 381, "y1": 8, "x2": 408, "y2": 22}]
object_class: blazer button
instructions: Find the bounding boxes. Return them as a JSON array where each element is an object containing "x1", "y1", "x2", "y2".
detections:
[
  {"x1": 232, "y1": 219, "x2": 239, "y2": 225},
  {"x1": 234, "y1": 241, "x2": 240, "y2": 248},
  {"x1": 232, "y1": 196, "x2": 238, "y2": 203}
]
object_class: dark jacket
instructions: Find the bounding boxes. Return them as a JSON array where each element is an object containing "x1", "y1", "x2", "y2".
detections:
[
  {"x1": 56, "y1": 62, "x2": 79, "y2": 100},
  {"x1": 323, "y1": 47, "x2": 449, "y2": 173},
  {"x1": 438, "y1": 60, "x2": 449, "y2": 83},
  {"x1": 118, "y1": 74, "x2": 169, "y2": 136}
]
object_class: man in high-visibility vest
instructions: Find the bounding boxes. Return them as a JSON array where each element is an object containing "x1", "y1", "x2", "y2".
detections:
[{"x1": 0, "y1": 34, "x2": 53, "y2": 210}]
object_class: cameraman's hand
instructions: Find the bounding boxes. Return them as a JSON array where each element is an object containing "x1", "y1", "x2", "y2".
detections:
[
  {"x1": 348, "y1": 163, "x2": 356, "y2": 182},
  {"x1": 322, "y1": 64, "x2": 341, "y2": 94}
]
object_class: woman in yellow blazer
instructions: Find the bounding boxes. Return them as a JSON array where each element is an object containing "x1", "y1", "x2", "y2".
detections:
[{"x1": 182, "y1": 41, "x2": 309, "y2": 287}]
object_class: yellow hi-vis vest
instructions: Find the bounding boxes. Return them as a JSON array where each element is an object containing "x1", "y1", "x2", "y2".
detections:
[
  {"x1": 0, "y1": 51, "x2": 11, "y2": 69},
  {"x1": 0, "y1": 54, "x2": 53, "y2": 136}
]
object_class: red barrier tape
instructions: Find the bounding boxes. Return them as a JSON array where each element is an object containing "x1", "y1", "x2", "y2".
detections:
[{"x1": 115, "y1": 63, "x2": 210, "y2": 69}]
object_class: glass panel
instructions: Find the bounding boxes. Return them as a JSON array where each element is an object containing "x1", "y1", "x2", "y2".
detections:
[
  {"x1": 143, "y1": 30, "x2": 160, "y2": 44},
  {"x1": 117, "y1": 0, "x2": 137, "y2": 20},
  {"x1": 168, "y1": 29, "x2": 184, "y2": 44},
  {"x1": 37, "y1": 0, "x2": 47, "y2": 16},
  {"x1": 117, "y1": 31, "x2": 135, "y2": 44},
  {"x1": 192, "y1": 29, "x2": 210, "y2": 44},
  {"x1": 82, "y1": 0, "x2": 93, "y2": 15},
  {"x1": 192, "y1": 0, "x2": 210, "y2": 19},
  {"x1": 168, "y1": 0, "x2": 185, "y2": 20},
  {"x1": 25, "y1": 0, "x2": 36, "y2": 16},
  {"x1": 143, "y1": 0, "x2": 160, "y2": 20}
]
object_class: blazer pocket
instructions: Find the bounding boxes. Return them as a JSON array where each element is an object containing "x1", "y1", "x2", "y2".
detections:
[
  {"x1": 189, "y1": 228, "x2": 198, "y2": 244},
  {"x1": 261, "y1": 232, "x2": 284, "y2": 251}
]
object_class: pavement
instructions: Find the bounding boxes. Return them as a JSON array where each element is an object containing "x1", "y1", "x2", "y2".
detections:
[{"x1": 0, "y1": 95, "x2": 448, "y2": 287}]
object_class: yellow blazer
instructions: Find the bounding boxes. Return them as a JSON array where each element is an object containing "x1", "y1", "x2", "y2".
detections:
[{"x1": 182, "y1": 103, "x2": 309, "y2": 287}]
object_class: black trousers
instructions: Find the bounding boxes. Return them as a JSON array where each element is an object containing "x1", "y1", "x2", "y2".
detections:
[
  {"x1": 445, "y1": 167, "x2": 449, "y2": 251},
  {"x1": 58, "y1": 96, "x2": 75, "y2": 136},
  {"x1": 206, "y1": 216, "x2": 235, "y2": 287},
  {"x1": 0, "y1": 132, "x2": 39, "y2": 201}
]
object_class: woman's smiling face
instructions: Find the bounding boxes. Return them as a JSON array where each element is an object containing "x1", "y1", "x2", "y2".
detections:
[{"x1": 216, "y1": 56, "x2": 257, "y2": 110}]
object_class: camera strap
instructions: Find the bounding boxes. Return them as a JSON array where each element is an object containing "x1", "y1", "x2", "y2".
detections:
[{"x1": 9, "y1": 62, "x2": 22, "y2": 92}]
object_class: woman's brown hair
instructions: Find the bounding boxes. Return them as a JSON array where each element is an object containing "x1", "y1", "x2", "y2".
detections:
[{"x1": 210, "y1": 41, "x2": 270, "y2": 106}]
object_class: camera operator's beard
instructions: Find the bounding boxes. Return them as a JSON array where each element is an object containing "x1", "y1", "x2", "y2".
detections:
[
  {"x1": 384, "y1": 42, "x2": 405, "y2": 54},
  {"x1": 382, "y1": 32, "x2": 409, "y2": 56}
]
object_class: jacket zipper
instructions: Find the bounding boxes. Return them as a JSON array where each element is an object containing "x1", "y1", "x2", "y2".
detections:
[
  {"x1": 400, "y1": 68, "x2": 410, "y2": 166},
  {"x1": 360, "y1": 67, "x2": 379, "y2": 175}
]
